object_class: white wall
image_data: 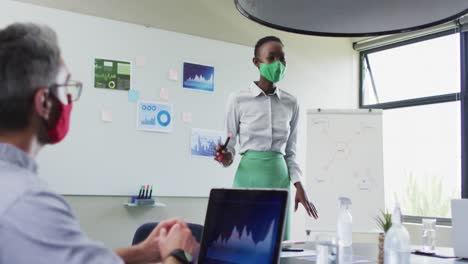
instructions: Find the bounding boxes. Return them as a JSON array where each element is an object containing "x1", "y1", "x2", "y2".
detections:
[
  {"x1": 65, "y1": 38, "x2": 454, "y2": 248},
  {"x1": 65, "y1": 196, "x2": 209, "y2": 248},
  {"x1": 4, "y1": 0, "x2": 396, "y2": 249},
  {"x1": 62, "y1": 34, "x2": 359, "y2": 247},
  {"x1": 5, "y1": 1, "x2": 453, "y2": 250}
]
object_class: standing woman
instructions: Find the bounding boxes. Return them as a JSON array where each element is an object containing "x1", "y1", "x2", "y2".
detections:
[{"x1": 215, "y1": 36, "x2": 318, "y2": 240}]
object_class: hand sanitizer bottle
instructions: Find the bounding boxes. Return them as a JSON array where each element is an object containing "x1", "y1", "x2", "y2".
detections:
[
  {"x1": 384, "y1": 203, "x2": 411, "y2": 264},
  {"x1": 337, "y1": 197, "x2": 353, "y2": 247}
]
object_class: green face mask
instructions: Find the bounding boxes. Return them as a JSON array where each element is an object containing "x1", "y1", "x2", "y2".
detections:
[{"x1": 259, "y1": 61, "x2": 286, "y2": 83}]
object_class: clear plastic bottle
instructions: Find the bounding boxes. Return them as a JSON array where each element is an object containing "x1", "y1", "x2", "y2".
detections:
[
  {"x1": 337, "y1": 197, "x2": 353, "y2": 247},
  {"x1": 384, "y1": 203, "x2": 411, "y2": 264},
  {"x1": 422, "y1": 218, "x2": 436, "y2": 252},
  {"x1": 305, "y1": 229, "x2": 312, "y2": 243}
]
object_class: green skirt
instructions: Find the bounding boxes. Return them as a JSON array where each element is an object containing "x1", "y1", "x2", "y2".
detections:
[{"x1": 233, "y1": 151, "x2": 291, "y2": 240}]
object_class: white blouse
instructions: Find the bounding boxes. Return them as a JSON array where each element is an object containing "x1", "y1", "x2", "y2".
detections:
[{"x1": 225, "y1": 82, "x2": 302, "y2": 184}]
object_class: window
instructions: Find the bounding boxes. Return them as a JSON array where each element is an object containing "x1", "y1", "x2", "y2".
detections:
[
  {"x1": 360, "y1": 29, "x2": 467, "y2": 223},
  {"x1": 362, "y1": 33, "x2": 460, "y2": 105},
  {"x1": 383, "y1": 102, "x2": 461, "y2": 218}
]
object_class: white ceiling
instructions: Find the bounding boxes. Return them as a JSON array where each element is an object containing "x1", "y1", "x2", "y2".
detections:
[{"x1": 13, "y1": 0, "x2": 355, "y2": 47}]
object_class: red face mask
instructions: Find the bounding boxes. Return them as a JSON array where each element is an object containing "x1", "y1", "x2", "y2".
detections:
[{"x1": 47, "y1": 94, "x2": 73, "y2": 144}]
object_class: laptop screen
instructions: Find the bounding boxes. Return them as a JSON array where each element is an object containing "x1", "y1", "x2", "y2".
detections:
[{"x1": 198, "y1": 189, "x2": 288, "y2": 264}]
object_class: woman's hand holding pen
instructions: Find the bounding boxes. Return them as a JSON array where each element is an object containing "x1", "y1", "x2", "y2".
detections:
[
  {"x1": 214, "y1": 136, "x2": 233, "y2": 167},
  {"x1": 214, "y1": 147, "x2": 233, "y2": 167}
]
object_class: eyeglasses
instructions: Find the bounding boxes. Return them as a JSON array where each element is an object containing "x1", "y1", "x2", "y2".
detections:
[{"x1": 49, "y1": 80, "x2": 83, "y2": 102}]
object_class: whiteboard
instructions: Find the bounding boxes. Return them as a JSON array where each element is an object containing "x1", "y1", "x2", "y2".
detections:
[
  {"x1": 305, "y1": 109, "x2": 384, "y2": 233},
  {"x1": 0, "y1": 1, "x2": 256, "y2": 196}
]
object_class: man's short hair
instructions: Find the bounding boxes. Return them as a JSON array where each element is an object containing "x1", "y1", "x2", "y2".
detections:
[{"x1": 0, "y1": 23, "x2": 61, "y2": 131}]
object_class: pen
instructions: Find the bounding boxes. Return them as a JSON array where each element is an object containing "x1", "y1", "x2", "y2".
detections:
[
  {"x1": 411, "y1": 250, "x2": 457, "y2": 259},
  {"x1": 217, "y1": 136, "x2": 231, "y2": 162},
  {"x1": 145, "y1": 184, "x2": 149, "y2": 199},
  {"x1": 281, "y1": 248, "x2": 304, "y2": 252},
  {"x1": 412, "y1": 251, "x2": 435, "y2": 256},
  {"x1": 138, "y1": 185, "x2": 144, "y2": 199},
  {"x1": 221, "y1": 136, "x2": 230, "y2": 150},
  {"x1": 149, "y1": 185, "x2": 153, "y2": 199}
]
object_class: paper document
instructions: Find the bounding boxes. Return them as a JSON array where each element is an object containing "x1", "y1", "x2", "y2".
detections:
[
  {"x1": 298, "y1": 255, "x2": 374, "y2": 263},
  {"x1": 280, "y1": 249, "x2": 316, "y2": 258}
]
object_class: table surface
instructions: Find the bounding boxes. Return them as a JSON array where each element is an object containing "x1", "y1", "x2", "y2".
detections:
[{"x1": 280, "y1": 243, "x2": 466, "y2": 264}]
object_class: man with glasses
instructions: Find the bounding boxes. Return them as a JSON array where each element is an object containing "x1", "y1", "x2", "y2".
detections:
[{"x1": 0, "y1": 23, "x2": 197, "y2": 263}]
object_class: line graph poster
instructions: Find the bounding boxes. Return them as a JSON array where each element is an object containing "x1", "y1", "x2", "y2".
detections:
[
  {"x1": 183, "y1": 62, "x2": 214, "y2": 92},
  {"x1": 136, "y1": 101, "x2": 173, "y2": 133},
  {"x1": 191, "y1": 129, "x2": 224, "y2": 157}
]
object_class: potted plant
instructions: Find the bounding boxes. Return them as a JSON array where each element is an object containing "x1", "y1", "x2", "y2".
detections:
[{"x1": 375, "y1": 210, "x2": 392, "y2": 264}]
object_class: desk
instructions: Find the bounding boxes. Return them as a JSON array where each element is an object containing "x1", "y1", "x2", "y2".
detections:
[{"x1": 280, "y1": 243, "x2": 465, "y2": 264}]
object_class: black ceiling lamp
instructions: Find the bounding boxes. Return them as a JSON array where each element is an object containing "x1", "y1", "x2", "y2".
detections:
[{"x1": 234, "y1": 0, "x2": 468, "y2": 37}]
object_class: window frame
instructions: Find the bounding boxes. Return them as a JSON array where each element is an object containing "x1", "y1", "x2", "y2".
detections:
[{"x1": 358, "y1": 29, "x2": 468, "y2": 226}]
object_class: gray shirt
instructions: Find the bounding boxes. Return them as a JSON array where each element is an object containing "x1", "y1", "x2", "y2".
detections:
[
  {"x1": 225, "y1": 82, "x2": 302, "y2": 183},
  {"x1": 0, "y1": 143, "x2": 123, "y2": 264}
]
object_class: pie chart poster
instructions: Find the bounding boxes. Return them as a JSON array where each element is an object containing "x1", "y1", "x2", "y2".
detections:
[
  {"x1": 136, "y1": 101, "x2": 173, "y2": 133},
  {"x1": 94, "y1": 58, "x2": 131, "y2": 90}
]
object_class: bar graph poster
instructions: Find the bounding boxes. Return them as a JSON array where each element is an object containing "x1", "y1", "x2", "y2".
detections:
[
  {"x1": 94, "y1": 58, "x2": 131, "y2": 90},
  {"x1": 183, "y1": 62, "x2": 214, "y2": 92},
  {"x1": 136, "y1": 101, "x2": 173, "y2": 133},
  {"x1": 191, "y1": 129, "x2": 224, "y2": 157}
]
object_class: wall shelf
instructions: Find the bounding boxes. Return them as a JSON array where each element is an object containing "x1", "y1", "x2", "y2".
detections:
[{"x1": 124, "y1": 202, "x2": 166, "y2": 208}]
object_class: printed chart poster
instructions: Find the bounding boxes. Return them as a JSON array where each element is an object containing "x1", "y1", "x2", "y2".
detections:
[
  {"x1": 191, "y1": 129, "x2": 224, "y2": 157},
  {"x1": 94, "y1": 58, "x2": 131, "y2": 90},
  {"x1": 183, "y1": 62, "x2": 214, "y2": 92},
  {"x1": 137, "y1": 101, "x2": 173, "y2": 133}
]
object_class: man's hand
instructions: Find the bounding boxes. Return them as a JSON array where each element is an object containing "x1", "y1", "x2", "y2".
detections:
[
  {"x1": 151, "y1": 218, "x2": 189, "y2": 240},
  {"x1": 137, "y1": 218, "x2": 189, "y2": 263},
  {"x1": 116, "y1": 219, "x2": 190, "y2": 264},
  {"x1": 159, "y1": 223, "x2": 199, "y2": 262}
]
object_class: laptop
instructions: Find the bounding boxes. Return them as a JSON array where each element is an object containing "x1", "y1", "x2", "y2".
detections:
[
  {"x1": 197, "y1": 189, "x2": 289, "y2": 264},
  {"x1": 451, "y1": 199, "x2": 468, "y2": 259}
]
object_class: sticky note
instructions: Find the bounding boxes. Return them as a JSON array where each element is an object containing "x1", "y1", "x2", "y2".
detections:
[
  {"x1": 135, "y1": 56, "x2": 147, "y2": 67},
  {"x1": 101, "y1": 109, "x2": 113, "y2": 123},
  {"x1": 182, "y1": 112, "x2": 193, "y2": 123},
  {"x1": 128, "y1": 89, "x2": 140, "y2": 102},
  {"x1": 160, "y1": 88, "x2": 169, "y2": 100},
  {"x1": 168, "y1": 69, "x2": 178, "y2": 81},
  {"x1": 359, "y1": 176, "x2": 371, "y2": 190}
]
